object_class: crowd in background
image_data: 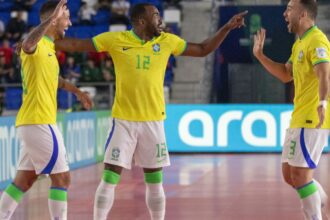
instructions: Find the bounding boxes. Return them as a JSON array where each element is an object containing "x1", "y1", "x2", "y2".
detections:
[{"x1": 0, "y1": 0, "x2": 182, "y2": 113}]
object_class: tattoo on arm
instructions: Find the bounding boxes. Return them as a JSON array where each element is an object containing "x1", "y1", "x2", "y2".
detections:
[{"x1": 22, "y1": 18, "x2": 53, "y2": 53}]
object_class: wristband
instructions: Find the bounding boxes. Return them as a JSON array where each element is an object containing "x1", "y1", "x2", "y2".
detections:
[{"x1": 319, "y1": 100, "x2": 328, "y2": 109}]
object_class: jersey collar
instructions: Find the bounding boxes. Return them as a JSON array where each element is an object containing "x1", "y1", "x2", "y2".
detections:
[
  {"x1": 130, "y1": 30, "x2": 155, "y2": 45},
  {"x1": 300, "y1": 25, "x2": 317, "y2": 40},
  {"x1": 43, "y1": 35, "x2": 55, "y2": 43}
]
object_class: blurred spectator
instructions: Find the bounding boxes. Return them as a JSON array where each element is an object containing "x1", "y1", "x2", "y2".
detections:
[
  {"x1": 13, "y1": 0, "x2": 37, "y2": 11},
  {"x1": 97, "y1": 0, "x2": 111, "y2": 11},
  {"x1": 164, "y1": 0, "x2": 182, "y2": 10},
  {"x1": 0, "y1": 53, "x2": 13, "y2": 83},
  {"x1": 63, "y1": 56, "x2": 81, "y2": 83},
  {"x1": 110, "y1": 0, "x2": 130, "y2": 26},
  {"x1": 6, "y1": 11, "x2": 27, "y2": 42},
  {"x1": 88, "y1": 51, "x2": 107, "y2": 66},
  {"x1": 56, "y1": 51, "x2": 67, "y2": 67},
  {"x1": 81, "y1": 59, "x2": 103, "y2": 82},
  {"x1": 0, "y1": 19, "x2": 5, "y2": 41},
  {"x1": 6, "y1": 54, "x2": 21, "y2": 83},
  {"x1": 0, "y1": 39, "x2": 14, "y2": 65},
  {"x1": 101, "y1": 58, "x2": 115, "y2": 81},
  {"x1": 78, "y1": 1, "x2": 96, "y2": 25}
]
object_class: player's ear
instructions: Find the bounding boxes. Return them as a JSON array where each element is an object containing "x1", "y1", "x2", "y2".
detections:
[{"x1": 301, "y1": 10, "x2": 308, "y2": 19}]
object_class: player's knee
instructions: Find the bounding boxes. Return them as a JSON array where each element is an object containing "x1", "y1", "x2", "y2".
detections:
[
  {"x1": 144, "y1": 170, "x2": 163, "y2": 184},
  {"x1": 13, "y1": 178, "x2": 36, "y2": 192},
  {"x1": 290, "y1": 168, "x2": 311, "y2": 187},
  {"x1": 282, "y1": 171, "x2": 293, "y2": 187},
  {"x1": 50, "y1": 172, "x2": 71, "y2": 188}
]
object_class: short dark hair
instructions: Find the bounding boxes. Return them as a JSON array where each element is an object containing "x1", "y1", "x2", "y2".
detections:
[
  {"x1": 39, "y1": 1, "x2": 66, "y2": 19},
  {"x1": 130, "y1": 3, "x2": 154, "y2": 24},
  {"x1": 300, "y1": 0, "x2": 317, "y2": 20}
]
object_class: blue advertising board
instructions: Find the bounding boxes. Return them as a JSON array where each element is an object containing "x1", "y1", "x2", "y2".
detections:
[
  {"x1": 0, "y1": 111, "x2": 111, "y2": 190},
  {"x1": 165, "y1": 104, "x2": 329, "y2": 152}
]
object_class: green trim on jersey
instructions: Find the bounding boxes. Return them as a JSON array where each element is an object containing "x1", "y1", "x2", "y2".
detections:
[
  {"x1": 300, "y1": 25, "x2": 317, "y2": 40},
  {"x1": 130, "y1": 30, "x2": 145, "y2": 45},
  {"x1": 43, "y1": 35, "x2": 54, "y2": 43},
  {"x1": 5, "y1": 184, "x2": 24, "y2": 203},
  {"x1": 144, "y1": 171, "x2": 163, "y2": 184},
  {"x1": 177, "y1": 41, "x2": 188, "y2": 56},
  {"x1": 313, "y1": 60, "x2": 329, "y2": 66},
  {"x1": 92, "y1": 38, "x2": 100, "y2": 52}
]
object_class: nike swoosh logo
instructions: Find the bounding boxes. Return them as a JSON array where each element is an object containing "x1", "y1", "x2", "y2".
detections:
[{"x1": 123, "y1": 47, "x2": 132, "y2": 51}]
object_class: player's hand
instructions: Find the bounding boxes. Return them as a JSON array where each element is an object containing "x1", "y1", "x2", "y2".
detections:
[
  {"x1": 316, "y1": 105, "x2": 325, "y2": 129},
  {"x1": 225, "y1": 11, "x2": 248, "y2": 30},
  {"x1": 50, "y1": 0, "x2": 67, "y2": 22},
  {"x1": 77, "y1": 91, "x2": 93, "y2": 110},
  {"x1": 253, "y1": 28, "x2": 266, "y2": 59}
]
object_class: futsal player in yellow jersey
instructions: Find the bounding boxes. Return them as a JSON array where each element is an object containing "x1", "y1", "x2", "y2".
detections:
[
  {"x1": 56, "y1": 3, "x2": 247, "y2": 220},
  {"x1": 0, "y1": 1, "x2": 92, "y2": 220},
  {"x1": 253, "y1": 0, "x2": 330, "y2": 219}
]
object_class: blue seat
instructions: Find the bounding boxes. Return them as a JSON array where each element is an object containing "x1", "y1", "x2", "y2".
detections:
[
  {"x1": 0, "y1": 2, "x2": 13, "y2": 11},
  {"x1": 67, "y1": 1, "x2": 81, "y2": 17},
  {"x1": 4, "y1": 88, "x2": 22, "y2": 110},
  {"x1": 93, "y1": 10, "x2": 111, "y2": 25},
  {"x1": 27, "y1": 12, "x2": 40, "y2": 26},
  {"x1": 93, "y1": 25, "x2": 109, "y2": 35},
  {"x1": 0, "y1": 12, "x2": 11, "y2": 25}
]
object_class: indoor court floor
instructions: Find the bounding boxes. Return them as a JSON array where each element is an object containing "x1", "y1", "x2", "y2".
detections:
[{"x1": 3, "y1": 153, "x2": 330, "y2": 220}]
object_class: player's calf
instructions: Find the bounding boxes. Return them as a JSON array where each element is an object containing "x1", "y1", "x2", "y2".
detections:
[{"x1": 144, "y1": 169, "x2": 166, "y2": 220}]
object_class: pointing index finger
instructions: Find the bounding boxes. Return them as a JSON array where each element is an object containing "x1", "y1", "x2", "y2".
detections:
[{"x1": 236, "y1": 10, "x2": 248, "y2": 17}]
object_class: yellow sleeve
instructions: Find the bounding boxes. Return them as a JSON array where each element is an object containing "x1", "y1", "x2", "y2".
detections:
[
  {"x1": 21, "y1": 41, "x2": 42, "y2": 58},
  {"x1": 168, "y1": 33, "x2": 187, "y2": 56},
  {"x1": 92, "y1": 32, "x2": 117, "y2": 53},
  {"x1": 309, "y1": 36, "x2": 330, "y2": 66}
]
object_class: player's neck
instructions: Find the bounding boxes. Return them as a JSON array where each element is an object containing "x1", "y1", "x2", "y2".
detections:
[
  {"x1": 132, "y1": 28, "x2": 153, "y2": 42},
  {"x1": 297, "y1": 21, "x2": 315, "y2": 39},
  {"x1": 44, "y1": 30, "x2": 56, "y2": 42}
]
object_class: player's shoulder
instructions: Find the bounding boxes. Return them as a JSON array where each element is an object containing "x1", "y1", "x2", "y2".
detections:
[
  {"x1": 96, "y1": 30, "x2": 129, "y2": 40},
  {"x1": 309, "y1": 27, "x2": 329, "y2": 45},
  {"x1": 158, "y1": 32, "x2": 183, "y2": 42}
]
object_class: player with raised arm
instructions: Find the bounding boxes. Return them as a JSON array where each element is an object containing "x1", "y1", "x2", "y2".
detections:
[
  {"x1": 55, "y1": 3, "x2": 247, "y2": 220},
  {"x1": 253, "y1": 0, "x2": 330, "y2": 219},
  {"x1": 0, "y1": 1, "x2": 92, "y2": 220}
]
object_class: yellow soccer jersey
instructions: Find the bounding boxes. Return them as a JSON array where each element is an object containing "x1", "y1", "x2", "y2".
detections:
[
  {"x1": 93, "y1": 30, "x2": 187, "y2": 121},
  {"x1": 16, "y1": 36, "x2": 59, "y2": 126},
  {"x1": 288, "y1": 26, "x2": 330, "y2": 128}
]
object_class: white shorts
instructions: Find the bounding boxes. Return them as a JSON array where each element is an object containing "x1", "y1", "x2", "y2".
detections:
[
  {"x1": 17, "y1": 124, "x2": 69, "y2": 175},
  {"x1": 103, "y1": 118, "x2": 170, "y2": 169},
  {"x1": 281, "y1": 128, "x2": 330, "y2": 169}
]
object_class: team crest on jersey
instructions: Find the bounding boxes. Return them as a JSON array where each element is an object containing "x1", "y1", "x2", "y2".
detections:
[
  {"x1": 152, "y1": 44, "x2": 160, "y2": 53},
  {"x1": 111, "y1": 148, "x2": 120, "y2": 160},
  {"x1": 298, "y1": 50, "x2": 304, "y2": 62},
  {"x1": 316, "y1": 48, "x2": 327, "y2": 58}
]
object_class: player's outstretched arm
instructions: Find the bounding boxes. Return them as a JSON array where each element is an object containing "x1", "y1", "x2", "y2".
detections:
[
  {"x1": 22, "y1": 0, "x2": 67, "y2": 54},
  {"x1": 314, "y1": 62, "x2": 330, "y2": 128},
  {"x1": 58, "y1": 77, "x2": 93, "y2": 110},
  {"x1": 55, "y1": 38, "x2": 97, "y2": 52},
  {"x1": 253, "y1": 28, "x2": 293, "y2": 83},
  {"x1": 181, "y1": 11, "x2": 248, "y2": 57}
]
